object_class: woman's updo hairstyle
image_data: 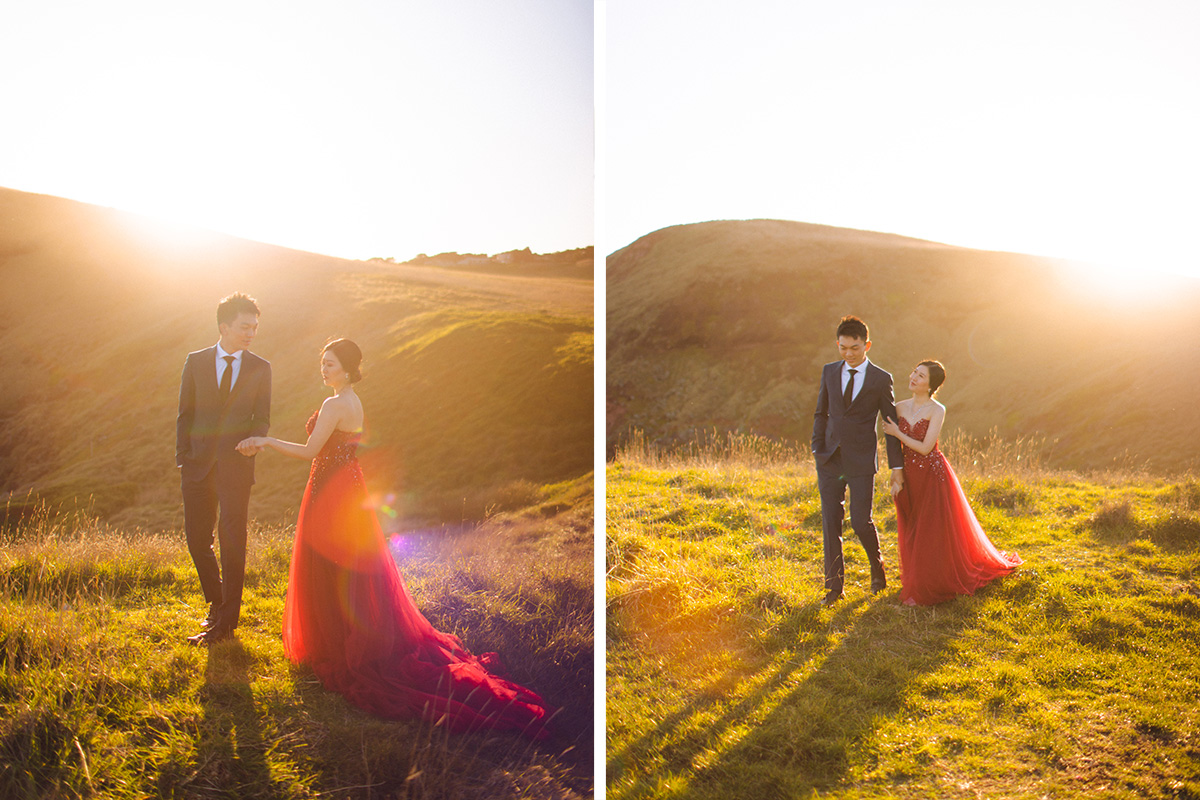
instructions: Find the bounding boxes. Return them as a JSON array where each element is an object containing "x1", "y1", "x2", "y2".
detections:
[
  {"x1": 918, "y1": 359, "x2": 946, "y2": 397},
  {"x1": 323, "y1": 338, "x2": 363, "y2": 383}
]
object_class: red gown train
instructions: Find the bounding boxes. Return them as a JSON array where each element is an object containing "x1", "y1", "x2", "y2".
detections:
[
  {"x1": 281, "y1": 413, "x2": 551, "y2": 738},
  {"x1": 894, "y1": 417, "x2": 1022, "y2": 606}
]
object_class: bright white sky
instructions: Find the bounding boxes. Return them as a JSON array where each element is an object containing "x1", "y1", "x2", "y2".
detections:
[
  {"x1": 0, "y1": 0, "x2": 592, "y2": 261},
  {"x1": 607, "y1": 0, "x2": 1200, "y2": 279}
]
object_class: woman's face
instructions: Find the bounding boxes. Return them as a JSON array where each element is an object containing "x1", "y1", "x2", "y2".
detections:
[
  {"x1": 908, "y1": 365, "x2": 931, "y2": 394},
  {"x1": 321, "y1": 350, "x2": 345, "y2": 387}
]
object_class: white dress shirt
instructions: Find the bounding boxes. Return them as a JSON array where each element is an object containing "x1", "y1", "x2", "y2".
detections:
[
  {"x1": 841, "y1": 357, "x2": 870, "y2": 403},
  {"x1": 215, "y1": 343, "x2": 243, "y2": 391}
]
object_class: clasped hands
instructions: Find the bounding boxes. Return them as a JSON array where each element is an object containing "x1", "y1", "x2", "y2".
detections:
[{"x1": 237, "y1": 436, "x2": 269, "y2": 456}]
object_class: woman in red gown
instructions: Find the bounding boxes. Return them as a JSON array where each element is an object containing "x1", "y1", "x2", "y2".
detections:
[
  {"x1": 881, "y1": 360, "x2": 1021, "y2": 606},
  {"x1": 238, "y1": 339, "x2": 550, "y2": 738}
]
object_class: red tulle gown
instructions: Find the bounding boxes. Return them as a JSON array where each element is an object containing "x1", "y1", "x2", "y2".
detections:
[
  {"x1": 282, "y1": 413, "x2": 551, "y2": 738},
  {"x1": 894, "y1": 417, "x2": 1022, "y2": 606}
]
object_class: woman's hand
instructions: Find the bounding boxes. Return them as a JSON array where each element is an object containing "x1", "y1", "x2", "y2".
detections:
[{"x1": 882, "y1": 416, "x2": 901, "y2": 437}]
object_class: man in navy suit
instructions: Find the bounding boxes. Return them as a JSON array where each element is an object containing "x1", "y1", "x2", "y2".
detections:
[
  {"x1": 176, "y1": 292, "x2": 272, "y2": 644},
  {"x1": 811, "y1": 315, "x2": 904, "y2": 605}
]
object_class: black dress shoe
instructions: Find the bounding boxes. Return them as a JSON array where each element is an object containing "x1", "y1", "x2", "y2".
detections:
[
  {"x1": 822, "y1": 592, "x2": 845, "y2": 606},
  {"x1": 871, "y1": 568, "x2": 887, "y2": 594},
  {"x1": 187, "y1": 627, "x2": 232, "y2": 646},
  {"x1": 207, "y1": 628, "x2": 233, "y2": 645},
  {"x1": 201, "y1": 602, "x2": 220, "y2": 630}
]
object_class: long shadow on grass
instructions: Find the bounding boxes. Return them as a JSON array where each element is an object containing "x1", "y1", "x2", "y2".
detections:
[
  {"x1": 699, "y1": 594, "x2": 984, "y2": 797},
  {"x1": 609, "y1": 592, "x2": 984, "y2": 798},
  {"x1": 188, "y1": 641, "x2": 277, "y2": 796},
  {"x1": 1086, "y1": 498, "x2": 1200, "y2": 554},
  {"x1": 606, "y1": 597, "x2": 854, "y2": 783}
]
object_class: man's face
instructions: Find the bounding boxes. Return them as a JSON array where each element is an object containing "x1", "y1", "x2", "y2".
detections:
[
  {"x1": 219, "y1": 312, "x2": 259, "y2": 352},
  {"x1": 837, "y1": 335, "x2": 870, "y2": 368}
]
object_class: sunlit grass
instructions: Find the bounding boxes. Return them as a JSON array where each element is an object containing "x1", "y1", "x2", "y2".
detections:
[
  {"x1": 1, "y1": 481, "x2": 593, "y2": 799},
  {"x1": 607, "y1": 437, "x2": 1200, "y2": 798}
]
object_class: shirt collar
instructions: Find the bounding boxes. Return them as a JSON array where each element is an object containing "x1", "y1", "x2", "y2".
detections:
[
  {"x1": 845, "y1": 357, "x2": 870, "y2": 373},
  {"x1": 216, "y1": 342, "x2": 243, "y2": 361}
]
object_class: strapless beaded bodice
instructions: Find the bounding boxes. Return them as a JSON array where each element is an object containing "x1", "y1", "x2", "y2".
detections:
[
  {"x1": 898, "y1": 416, "x2": 947, "y2": 481},
  {"x1": 305, "y1": 411, "x2": 363, "y2": 491}
]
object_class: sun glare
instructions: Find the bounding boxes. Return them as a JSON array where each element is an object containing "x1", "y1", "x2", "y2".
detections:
[
  {"x1": 1054, "y1": 258, "x2": 1196, "y2": 306},
  {"x1": 0, "y1": 2, "x2": 593, "y2": 261},
  {"x1": 116, "y1": 209, "x2": 230, "y2": 255}
]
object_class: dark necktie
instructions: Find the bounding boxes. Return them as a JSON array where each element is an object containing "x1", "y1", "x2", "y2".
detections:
[
  {"x1": 219, "y1": 355, "x2": 235, "y2": 403},
  {"x1": 843, "y1": 368, "x2": 857, "y2": 409}
]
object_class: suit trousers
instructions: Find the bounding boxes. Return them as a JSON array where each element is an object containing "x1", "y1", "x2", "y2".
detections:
[
  {"x1": 816, "y1": 448, "x2": 885, "y2": 595},
  {"x1": 182, "y1": 460, "x2": 253, "y2": 633}
]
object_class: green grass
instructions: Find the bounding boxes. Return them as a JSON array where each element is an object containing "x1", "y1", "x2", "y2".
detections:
[
  {"x1": 606, "y1": 442, "x2": 1200, "y2": 799},
  {"x1": 0, "y1": 480, "x2": 593, "y2": 799},
  {"x1": 375, "y1": 309, "x2": 594, "y2": 520}
]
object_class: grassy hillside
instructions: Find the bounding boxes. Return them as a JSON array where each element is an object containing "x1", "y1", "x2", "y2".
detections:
[
  {"x1": 0, "y1": 187, "x2": 593, "y2": 529},
  {"x1": 606, "y1": 220, "x2": 1200, "y2": 472},
  {"x1": 606, "y1": 442, "x2": 1200, "y2": 798},
  {"x1": 1, "y1": 476, "x2": 593, "y2": 799}
]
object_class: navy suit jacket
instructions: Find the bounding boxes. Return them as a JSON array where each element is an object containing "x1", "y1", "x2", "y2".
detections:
[
  {"x1": 811, "y1": 360, "x2": 904, "y2": 477},
  {"x1": 176, "y1": 346, "x2": 272, "y2": 483}
]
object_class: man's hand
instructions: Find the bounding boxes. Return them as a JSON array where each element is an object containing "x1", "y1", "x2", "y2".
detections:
[
  {"x1": 890, "y1": 468, "x2": 904, "y2": 498},
  {"x1": 236, "y1": 437, "x2": 264, "y2": 456}
]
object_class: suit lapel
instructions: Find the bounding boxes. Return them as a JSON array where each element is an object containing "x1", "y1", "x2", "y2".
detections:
[
  {"x1": 847, "y1": 363, "x2": 878, "y2": 410},
  {"x1": 226, "y1": 353, "x2": 255, "y2": 407},
  {"x1": 866, "y1": 364, "x2": 883, "y2": 402},
  {"x1": 861, "y1": 364, "x2": 876, "y2": 397},
  {"x1": 832, "y1": 363, "x2": 849, "y2": 412},
  {"x1": 198, "y1": 346, "x2": 221, "y2": 409}
]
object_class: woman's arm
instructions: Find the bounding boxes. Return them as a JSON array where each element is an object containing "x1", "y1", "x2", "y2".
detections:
[
  {"x1": 881, "y1": 405, "x2": 946, "y2": 456},
  {"x1": 238, "y1": 397, "x2": 345, "y2": 460}
]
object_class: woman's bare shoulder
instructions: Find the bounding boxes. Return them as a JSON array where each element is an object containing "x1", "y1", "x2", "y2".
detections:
[{"x1": 325, "y1": 393, "x2": 364, "y2": 431}]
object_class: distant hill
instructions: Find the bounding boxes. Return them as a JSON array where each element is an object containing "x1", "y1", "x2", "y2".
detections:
[
  {"x1": 607, "y1": 219, "x2": 1200, "y2": 473},
  {"x1": 375, "y1": 246, "x2": 593, "y2": 279},
  {"x1": 0, "y1": 187, "x2": 592, "y2": 529}
]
